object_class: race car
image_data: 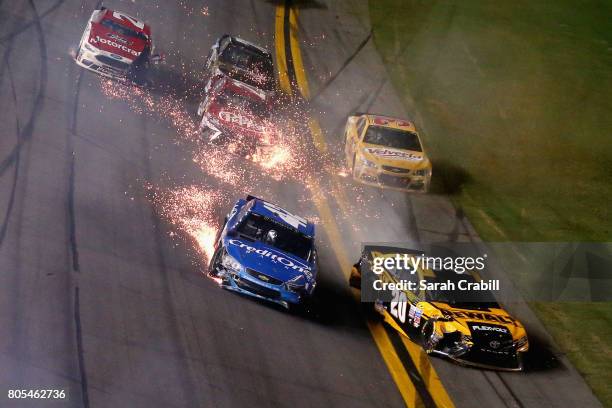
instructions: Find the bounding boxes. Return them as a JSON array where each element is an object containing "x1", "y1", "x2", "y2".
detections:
[
  {"x1": 208, "y1": 195, "x2": 317, "y2": 309},
  {"x1": 197, "y1": 75, "x2": 274, "y2": 147},
  {"x1": 344, "y1": 113, "x2": 432, "y2": 192},
  {"x1": 203, "y1": 35, "x2": 275, "y2": 94},
  {"x1": 75, "y1": 7, "x2": 161, "y2": 81},
  {"x1": 350, "y1": 245, "x2": 529, "y2": 371}
]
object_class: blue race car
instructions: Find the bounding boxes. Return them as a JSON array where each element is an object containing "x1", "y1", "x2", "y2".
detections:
[{"x1": 208, "y1": 195, "x2": 317, "y2": 309}]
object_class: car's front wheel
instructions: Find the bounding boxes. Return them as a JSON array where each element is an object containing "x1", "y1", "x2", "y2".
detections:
[
  {"x1": 421, "y1": 319, "x2": 438, "y2": 353},
  {"x1": 207, "y1": 246, "x2": 223, "y2": 278}
]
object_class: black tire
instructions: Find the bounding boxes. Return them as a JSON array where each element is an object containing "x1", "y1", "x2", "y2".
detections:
[
  {"x1": 288, "y1": 295, "x2": 316, "y2": 316},
  {"x1": 207, "y1": 246, "x2": 223, "y2": 277},
  {"x1": 420, "y1": 319, "x2": 437, "y2": 353}
]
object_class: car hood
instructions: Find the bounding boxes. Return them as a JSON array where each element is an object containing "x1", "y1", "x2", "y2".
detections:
[
  {"x1": 89, "y1": 23, "x2": 146, "y2": 61},
  {"x1": 224, "y1": 238, "x2": 315, "y2": 282},
  {"x1": 361, "y1": 143, "x2": 429, "y2": 169},
  {"x1": 428, "y1": 302, "x2": 527, "y2": 340}
]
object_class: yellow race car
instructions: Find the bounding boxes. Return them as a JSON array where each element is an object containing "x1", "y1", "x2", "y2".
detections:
[
  {"x1": 350, "y1": 245, "x2": 529, "y2": 371},
  {"x1": 344, "y1": 113, "x2": 432, "y2": 192}
]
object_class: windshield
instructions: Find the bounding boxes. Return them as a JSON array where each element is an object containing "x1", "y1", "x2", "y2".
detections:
[
  {"x1": 219, "y1": 43, "x2": 273, "y2": 87},
  {"x1": 217, "y1": 90, "x2": 267, "y2": 117},
  {"x1": 101, "y1": 19, "x2": 148, "y2": 42},
  {"x1": 236, "y1": 212, "x2": 313, "y2": 260},
  {"x1": 363, "y1": 126, "x2": 422, "y2": 152}
]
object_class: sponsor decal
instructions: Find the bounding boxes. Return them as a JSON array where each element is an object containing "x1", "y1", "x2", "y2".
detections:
[
  {"x1": 365, "y1": 148, "x2": 422, "y2": 161},
  {"x1": 443, "y1": 309, "x2": 518, "y2": 326},
  {"x1": 94, "y1": 35, "x2": 140, "y2": 56},
  {"x1": 227, "y1": 239, "x2": 312, "y2": 278},
  {"x1": 408, "y1": 304, "x2": 417, "y2": 319},
  {"x1": 218, "y1": 110, "x2": 265, "y2": 132},
  {"x1": 472, "y1": 325, "x2": 508, "y2": 333},
  {"x1": 413, "y1": 308, "x2": 423, "y2": 327},
  {"x1": 108, "y1": 33, "x2": 128, "y2": 44}
]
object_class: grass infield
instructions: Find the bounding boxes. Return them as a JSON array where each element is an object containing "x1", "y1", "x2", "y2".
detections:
[{"x1": 368, "y1": 0, "x2": 612, "y2": 405}]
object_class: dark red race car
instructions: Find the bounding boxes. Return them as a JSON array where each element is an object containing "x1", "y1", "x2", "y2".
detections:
[{"x1": 197, "y1": 75, "x2": 275, "y2": 150}]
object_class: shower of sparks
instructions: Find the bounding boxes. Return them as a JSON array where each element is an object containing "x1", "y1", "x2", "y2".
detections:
[
  {"x1": 98, "y1": 73, "x2": 384, "y2": 265},
  {"x1": 151, "y1": 185, "x2": 225, "y2": 263}
]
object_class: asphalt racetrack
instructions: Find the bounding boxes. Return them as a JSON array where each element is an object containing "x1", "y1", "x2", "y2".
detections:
[{"x1": 0, "y1": 1, "x2": 603, "y2": 407}]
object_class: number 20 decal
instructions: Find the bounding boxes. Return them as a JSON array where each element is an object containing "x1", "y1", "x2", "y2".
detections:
[
  {"x1": 390, "y1": 289, "x2": 408, "y2": 323},
  {"x1": 112, "y1": 11, "x2": 144, "y2": 29}
]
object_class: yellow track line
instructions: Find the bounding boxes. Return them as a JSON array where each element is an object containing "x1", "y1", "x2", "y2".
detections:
[
  {"x1": 274, "y1": 6, "x2": 292, "y2": 95},
  {"x1": 368, "y1": 321, "x2": 422, "y2": 408},
  {"x1": 277, "y1": 4, "x2": 455, "y2": 408},
  {"x1": 306, "y1": 181, "x2": 352, "y2": 277},
  {"x1": 401, "y1": 336, "x2": 455, "y2": 408},
  {"x1": 288, "y1": 8, "x2": 311, "y2": 99},
  {"x1": 307, "y1": 116, "x2": 327, "y2": 154}
]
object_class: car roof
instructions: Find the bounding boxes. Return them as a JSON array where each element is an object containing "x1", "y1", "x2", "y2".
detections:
[
  {"x1": 249, "y1": 198, "x2": 314, "y2": 237},
  {"x1": 363, "y1": 113, "x2": 417, "y2": 132},
  {"x1": 229, "y1": 36, "x2": 270, "y2": 55}
]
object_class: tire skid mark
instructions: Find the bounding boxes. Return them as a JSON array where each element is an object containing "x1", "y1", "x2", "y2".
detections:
[
  {"x1": 73, "y1": 286, "x2": 90, "y2": 408},
  {"x1": 67, "y1": 71, "x2": 82, "y2": 273},
  {"x1": 0, "y1": 0, "x2": 48, "y2": 180},
  {"x1": 68, "y1": 43, "x2": 88, "y2": 408},
  {"x1": 139, "y1": 115, "x2": 202, "y2": 406},
  {"x1": 311, "y1": 29, "x2": 372, "y2": 102},
  {"x1": 66, "y1": 5, "x2": 102, "y2": 402},
  {"x1": 481, "y1": 371, "x2": 524, "y2": 408},
  {"x1": 0, "y1": 44, "x2": 19, "y2": 248},
  {"x1": 0, "y1": 0, "x2": 66, "y2": 44}
]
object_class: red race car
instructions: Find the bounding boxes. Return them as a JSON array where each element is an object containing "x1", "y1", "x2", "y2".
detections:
[{"x1": 75, "y1": 7, "x2": 161, "y2": 81}]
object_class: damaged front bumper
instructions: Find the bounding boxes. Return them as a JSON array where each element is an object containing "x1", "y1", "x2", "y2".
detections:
[{"x1": 353, "y1": 164, "x2": 430, "y2": 192}]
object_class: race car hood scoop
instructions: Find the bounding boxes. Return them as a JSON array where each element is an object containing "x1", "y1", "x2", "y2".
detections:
[{"x1": 226, "y1": 238, "x2": 315, "y2": 283}]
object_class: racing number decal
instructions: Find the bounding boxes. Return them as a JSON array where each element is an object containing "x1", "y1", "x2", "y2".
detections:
[
  {"x1": 390, "y1": 289, "x2": 408, "y2": 323},
  {"x1": 262, "y1": 202, "x2": 307, "y2": 230},
  {"x1": 112, "y1": 11, "x2": 144, "y2": 29}
]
